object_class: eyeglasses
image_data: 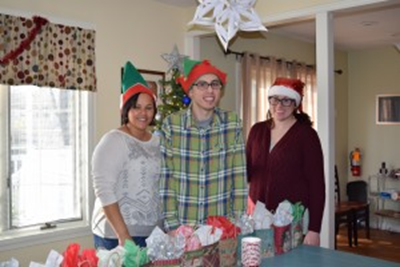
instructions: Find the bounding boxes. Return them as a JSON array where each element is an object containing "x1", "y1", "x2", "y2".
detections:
[
  {"x1": 268, "y1": 97, "x2": 295, "y2": 107},
  {"x1": 192, "y1": 80, "x2": 222, "y2": 91}
]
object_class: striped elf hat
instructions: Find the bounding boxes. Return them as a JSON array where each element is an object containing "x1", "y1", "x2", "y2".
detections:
[
  {"x1": 120, "y1": 61, "x2": 156, "y2": 110},
  {"x1": 176, "y1": 58, "x2": 227, "y2": 94}
]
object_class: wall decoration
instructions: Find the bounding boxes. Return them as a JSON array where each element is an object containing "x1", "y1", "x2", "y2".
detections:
[
  {"x1": 138, "y1": 69, "x2": 165, "y2": 102},
  {"x1": 376, "y1": 94, "x2": 400, "y2": 125},
  {"x1": 188, "y1": 0, "x2": 267, "y2": 51}
]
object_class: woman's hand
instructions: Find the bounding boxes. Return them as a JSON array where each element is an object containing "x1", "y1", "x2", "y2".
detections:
[
  {"x1": 118, "y1": 234, "x2": 133, "y2": 247},
  {"x1": 303, "y1": 230, "x2": 320, "y2": 246}
]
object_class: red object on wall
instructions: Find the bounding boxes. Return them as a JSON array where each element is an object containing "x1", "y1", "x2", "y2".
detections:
[{"x1": 350, "y1": 148, "x2": 362, "y2": 176}]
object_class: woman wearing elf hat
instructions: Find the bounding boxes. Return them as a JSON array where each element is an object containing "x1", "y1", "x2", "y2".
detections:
[
  {"x1": 159, "y1": 58, "x2": 248, "y2": 231},
  {"x1": 91, "y1": 61, "x2": 163, "y2": 249},
  {"x1": 246, "y1": 77, "x2": 325, "y2": 246}
]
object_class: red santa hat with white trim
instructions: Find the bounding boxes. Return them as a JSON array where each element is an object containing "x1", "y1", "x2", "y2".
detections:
[{"x1": 268, "y1": 77, "x2": 305, "y2": 111}]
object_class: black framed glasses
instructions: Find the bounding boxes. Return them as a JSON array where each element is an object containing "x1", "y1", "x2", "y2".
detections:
[
  {"x1": 192, "y1": 80, "x2": 222, "y2": 91},
  {"x1": 268, "y1": 97, "x2": 295, "y2": 107}
]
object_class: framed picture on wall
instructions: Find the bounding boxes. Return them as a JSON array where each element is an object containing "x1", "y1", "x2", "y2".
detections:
[
  {"x1": 376, "y1": 94, "x2": 400, "y2": 125},
  {"x1": 138, "y1": 69, "x2": 165, "y2": 100},
  {"x1": 120, "y1": 67, "x2": 165, "y2": 102}
]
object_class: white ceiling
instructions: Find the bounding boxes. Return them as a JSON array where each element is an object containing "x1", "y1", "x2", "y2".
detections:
[
  {"x1": 270, "y1": 1, "x2": 400, "y2": 51},
  {"x1": 153, "y1": 0, "x2": 400, "y2": 51}
]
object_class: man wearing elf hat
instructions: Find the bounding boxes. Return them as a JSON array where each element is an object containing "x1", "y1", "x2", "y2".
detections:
[
  {"x1": 159, "y1": 58, "x2": 248, "y2": 231},
  {"x1": 246, "y1": 77, "x2": 326, "y2": 246},
  {"x1": 91, "y1": 61, "x2": 163, "y2": 249}
]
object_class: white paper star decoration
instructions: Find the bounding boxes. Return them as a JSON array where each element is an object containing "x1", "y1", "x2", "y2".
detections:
[
  {"x1": 189, "y1": 0, "x2": 268, "y2": 51},
  {"x1": 161, "y1": 45, "x2": 188, "y2": 73}
]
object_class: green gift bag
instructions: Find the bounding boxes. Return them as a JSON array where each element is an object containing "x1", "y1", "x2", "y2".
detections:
[{"x1": 254, "y1": 229, "x2": 274, "y2": 258}]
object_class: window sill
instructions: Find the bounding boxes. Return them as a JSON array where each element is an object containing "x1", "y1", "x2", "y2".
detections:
[{"x1": 0, "y1": 221, "x2": 92, "y2": 252}]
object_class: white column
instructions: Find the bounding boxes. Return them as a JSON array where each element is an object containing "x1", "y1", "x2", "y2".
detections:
[
  {"x1": 316, "y1": 11, "x2": 335, "y2": 249},
  {"x1": 184, "y1": 32, "x2": 202, "y2": 60}
]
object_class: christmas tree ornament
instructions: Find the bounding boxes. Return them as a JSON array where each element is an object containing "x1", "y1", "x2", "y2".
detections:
[
  {"x1": 183, "y1": 95, "x2": 191, "y2": 105},
  {"x1": 121, "y1": 61, "x2": 156, "y2": 110},
  {"x1": 161, "y1": 44, "x2": 188, "y2": 73},
  {"x1": 189, "y1": 0, "x2": 267, "y2": 51}
]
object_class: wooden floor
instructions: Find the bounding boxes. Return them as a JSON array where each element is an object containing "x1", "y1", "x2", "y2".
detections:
[{"x1": 337, "y1": 226, "x2": 400, "y2": 264}]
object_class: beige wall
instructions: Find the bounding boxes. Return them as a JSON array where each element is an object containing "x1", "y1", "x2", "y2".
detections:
[
  {"x1": 334, "y1": 49, "x2": 349, "y2": 201},
  {"x1": 255, "y1": 0, "x2": 346, "y2": 17},
  {"x1": 348, "y1": 47, "x2": 400, "y2": 177},
  {"x1": 348, "y1": 47, "x2": 400, "y2": 231},
  {"x1": 0, "y1": 0, "x2": 188, "y2": 264}
]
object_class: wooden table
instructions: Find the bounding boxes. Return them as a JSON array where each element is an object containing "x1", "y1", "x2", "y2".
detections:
[{"x1": 260, "y1": 245, "x2": 400, "y2": 267}]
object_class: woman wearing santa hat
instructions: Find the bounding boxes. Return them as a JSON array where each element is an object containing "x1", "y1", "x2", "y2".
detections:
[{"x1": 246, "y1": 77, "x2": 326, "y2": 246}]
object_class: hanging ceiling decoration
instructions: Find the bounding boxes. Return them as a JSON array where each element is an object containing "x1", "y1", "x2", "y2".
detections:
[{"x1": 189, "y1": 0, "x2": 267, "y2": 51}]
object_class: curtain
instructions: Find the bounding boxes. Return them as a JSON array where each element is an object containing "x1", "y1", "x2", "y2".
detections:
[
  {"x1": 0, "y1": 13, "x2": 96, "y2": 91},
  {"x1": 240, "y1": 52, "x2": 316, "y2": 138}
]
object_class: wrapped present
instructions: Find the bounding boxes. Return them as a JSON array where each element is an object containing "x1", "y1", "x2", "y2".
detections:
[
  {"x1": 207, "y1": 216, "x2": 240, "y2": 267},
  {"x1": 182, "y1": 241, "x2": 219, "y2": 267}
]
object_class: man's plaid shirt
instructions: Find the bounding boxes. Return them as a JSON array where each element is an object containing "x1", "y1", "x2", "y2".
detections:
[{"x1": 159, "y1": 107, "x2": 248, "y2": 231}]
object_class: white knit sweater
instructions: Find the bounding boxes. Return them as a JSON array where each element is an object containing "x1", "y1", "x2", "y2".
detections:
[{"x1": 91, "y1": 129, "x2": 163, "y2": 238}]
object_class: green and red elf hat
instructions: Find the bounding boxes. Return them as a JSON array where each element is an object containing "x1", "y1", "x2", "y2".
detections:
[
  {"x1": 120, "y1": 61, "x2": 156, "y2": 110},
  {"x1": 176, "y1": 58, "x2": 227, "y2": 94}
]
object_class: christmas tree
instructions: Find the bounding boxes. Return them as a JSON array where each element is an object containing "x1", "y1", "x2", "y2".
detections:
[
  {"x1": 154, "y1": 68, "x2": 190, "y2": 130},
  {"x1": 154, "y1": 45, "x2": 190, "y2": 131}
]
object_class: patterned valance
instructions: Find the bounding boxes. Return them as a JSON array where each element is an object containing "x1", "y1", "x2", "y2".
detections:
[{"x1": 0, "y1": 13, "x2": 96, "y2": 91}]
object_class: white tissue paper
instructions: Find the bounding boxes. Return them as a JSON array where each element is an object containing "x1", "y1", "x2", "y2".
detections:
[
  {"x1": 0, "y1": 258, "x2": 19, "y2": 267},
  {"x1": 273, "y1": 201, "x2": 293, "y2": 227},
  {"x1": 194, "y1": 225, "x2": 223, "y2": 246},
  {"x1": 97, "y1": 245, "x2": 126, "y2": 267},
  {"x1": 252, "y1": 201, "x2": 274, "y2": 230},
  {"x1": 28, "y1": 249, "x2": 63, "y2": 267}
]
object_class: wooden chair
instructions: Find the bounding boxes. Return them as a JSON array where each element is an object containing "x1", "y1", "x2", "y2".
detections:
[
  {"x1": 335, "y1": 165, "x2": 371, "y2": 248},
  {"x1": 346, "y1": 180, "x2": 370, "y2": 246},
  {"x1": 335, "y1": 165, "x2": 354, "y2": 248}
]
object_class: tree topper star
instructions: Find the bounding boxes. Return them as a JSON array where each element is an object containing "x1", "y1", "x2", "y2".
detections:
[
  {"x1": 189, "y1": 0, "x2": 267, "y2": 51},
  {"x1": 161, "y1": 45, "x2": 188, "y2": 73}
]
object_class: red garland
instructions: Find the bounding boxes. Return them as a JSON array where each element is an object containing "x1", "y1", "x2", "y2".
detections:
[{"x1": 0, "y1": 16, "x2": 49, "y2": 65}]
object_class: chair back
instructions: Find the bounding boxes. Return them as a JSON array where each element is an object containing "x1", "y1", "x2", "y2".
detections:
[
  {"x1": 334, "y1": 165, "x2": 341, "y2": 203},
  {"x1": 347, "y1": 180, "x2": 368, "y2": 203}
]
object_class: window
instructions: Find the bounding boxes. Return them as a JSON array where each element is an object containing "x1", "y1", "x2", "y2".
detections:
[{"x1": 0, "y1": 85, "x2": 94, "y2": 249}]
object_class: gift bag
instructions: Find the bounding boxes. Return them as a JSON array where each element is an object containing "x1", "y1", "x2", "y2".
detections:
[
  {"x1": 218, "y1": 237, "x2": 237, "y2": 267},
  {"x1": 254, "y1": 229, "x2": 274, "y2": 258},
  {"x1": 291, "y1": 202, "x2": 305, "y2": 249},
  {"x1": 206, "y1": 216, "x2": 239, "y2": 267},
  {"x1": 273, "y1": 224, "x2": 291, "y2": 255},
  {"x1": 182, "y1": 241, "x2": 219, "y2": 267},
  {"x1": 291, "y1": 220, "x2": 304, "y2": 249}
]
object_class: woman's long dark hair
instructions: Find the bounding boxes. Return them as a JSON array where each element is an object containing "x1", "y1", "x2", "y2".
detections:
[
  {"x1": 121, "y1": 93, "x2": 157, "y2": 126},
  {"x1": 266, "y1": 108, "x2": 313, "y2": 129}
]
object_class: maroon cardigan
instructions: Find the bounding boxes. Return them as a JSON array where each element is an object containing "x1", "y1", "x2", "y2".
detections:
[{"x1": 246, "y1": 120, "x2": 326, "y2": 233}]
